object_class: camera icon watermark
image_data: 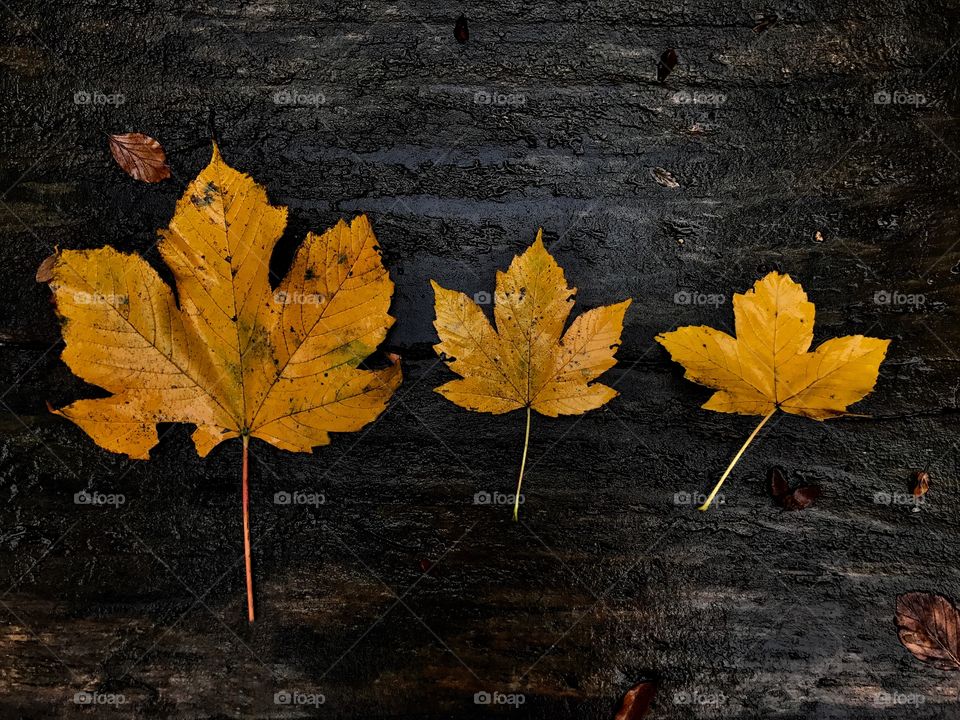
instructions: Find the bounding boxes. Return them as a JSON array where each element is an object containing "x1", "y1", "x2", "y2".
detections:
[
  {"x1": 274, "y1": 690, "x2": 325, "y2": 706},
  {"x1": 74, "y1": 490, "x2": 126, "y2": 507},
  {"x1": 873, "y1": 691, "x2": 925, "y2": 706},
  {"x1": 674, "y1": 491, "x2": 724, "y2": 507},
  {"x1": 672, "y1": 90, "x2": 726, "y2": 105},
  {"x1": 473, "y1": 690, "x2": 525, "y2": 707},
  {"x1": 72, "y1": 291, "x2": 128, "y2": 306},
  {"x1": 73, "y1": 691, "x2": 126, "y2": 705},
  {"x1": 73, "y1": 90, "x2": 125, "y2": 106},
  {"x1": 874, "y1": 89, "x2": 926, "y2": 107},
  {"x1": 474, "y1": 491, "x2": 523, "y2": 506},
  {"x1": 873, "y1": 491, "x2": 924, "y2": 507},
  {"x1": 273, "y1": 89, "x2": 326, "y2": 107},
  {"x1": 673, "y1": 290, "x2": 725, "y2": 306},
  {"x1": 473, "y1": 89, "x2": 526, "y2": 107},
  {"x1": 273, "y1": 289, "x2": 325, "y2": 305},
  {"x1": 274, "y1": 491, "x2": 324, "y2": 507},
  {"x1": 872, "y1": 290, "x2": 925, "y2": 308},
  {"x1": 673, "y1": 689, "x2": 726, "y2": 705}
]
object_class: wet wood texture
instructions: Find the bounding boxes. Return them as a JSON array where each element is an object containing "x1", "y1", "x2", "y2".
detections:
[{"x1": 1, "y1": 1, "x2": 960, "y2": 717}]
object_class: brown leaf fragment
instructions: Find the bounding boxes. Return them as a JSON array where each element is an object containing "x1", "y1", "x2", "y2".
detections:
[
  {"x1": 614, "y1": 680, "x2": 657, "y2": 720},
  {"x1": 896, "y1": 592, "x2": 960, "y2": 671},
  {"x1": 769, "y1": 466, "x2": 820, "y2": 510},
  {"x1": 36, "y1": 253, "x2": 56, "y2": 283},
  {"x1": 911, "y1": 470, "x2": 930, "y2": 497},
  {"x1": 657, "y1": 48, "x2": 678, "y2": 81},
  {"x1": 753, "y1": 14, "x2": 779, "y2": 33},
  {"x1": 419, "y1": 558, "x2": 440, "y2": 577},
  {"x1": 768, "y1": 465, "x2": 789, "y2": 498},
  {"x1": 651, "y1": 167, "x2": 679, "y2": 188},
  {"x1": 108, "y1": 132, "x2": 171, "y2": 183},
  {"x1": 454, "y1": 15, "x2": 469, "y2": 44},
  {"x1": 782, "y1": 484, "x2": 821, "y2": 510}
]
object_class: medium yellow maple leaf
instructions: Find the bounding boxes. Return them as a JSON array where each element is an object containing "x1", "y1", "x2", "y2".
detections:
[
  {"x1": 656, "y1": 271, "x2": 890, "y2": 509},
  {"x1": 431, "y1": 231, "x2": 631, "y2": 519},
  {"x1": 43, "y1": 144, "x2": 401, "y2": 619}
]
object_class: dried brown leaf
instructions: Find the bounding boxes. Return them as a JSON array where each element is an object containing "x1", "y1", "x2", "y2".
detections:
[
  {"x1": 108, "y1": 132, "x2": 171, "y2": 183},
  {"x1": 614, "y1": 680, "x2": 657, "y2": 720},
  {"x1": 657, "y1": 49, "x2": 678, "y2": 81},
  {"x1": 911, "y1": 470, "x2": 930, "y2": 497},
  {"x1": 769, "y1": 466, "x2": 820, "y2": 510},
  {"x1": 896, "y1": 592, "x2": 960, "y2": 671},
  {"x1": 36, "y1": 253, "x2": 56, "y2": 283},
  {"x1": 782, "y1": 485, "x2": 821, "y2": 510},
  {"x1": 651, "y1": 167, "x2": 679, "y2": 188}
]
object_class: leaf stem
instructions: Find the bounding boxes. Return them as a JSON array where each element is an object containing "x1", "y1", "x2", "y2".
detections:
[
  {"x1": 242, "y1": 435, "x2": 255, "y2": 622},
  {"x1": 698, "y1": 408, "x2": 777, "y2": 511},
  {"x1": 513, "y1": 406, "x2": 532, "y2": 522}
]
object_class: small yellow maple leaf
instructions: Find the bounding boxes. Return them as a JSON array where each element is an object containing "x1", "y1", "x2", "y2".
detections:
[
  {"x1": 656, "y1": 271, "x2": 890, "y2": 509},
  {"x1": 431, "y1": 231, "x2": 631, "y2": 519},
  {"x1": 43, "y1": 144, "x2": 401, "y2": 619}
]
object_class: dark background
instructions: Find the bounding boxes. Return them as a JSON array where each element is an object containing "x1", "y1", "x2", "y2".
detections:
[{"x1": 2, "y1": 1, "x2": 960, "y2": 718}]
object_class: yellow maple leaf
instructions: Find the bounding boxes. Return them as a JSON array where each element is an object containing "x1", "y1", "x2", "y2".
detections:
[
  {"x1": 43, "y1": 144, "x2": 402, "y2": 620},
  {"x1": 656, "y1": 271, "x2": 889, "y2": 509},
  {"x1": 431, "y1": 231, "x2": 631, "y2": 519}
]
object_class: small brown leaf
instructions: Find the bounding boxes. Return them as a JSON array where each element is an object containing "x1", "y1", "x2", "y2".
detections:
[
  {"x1": 768, "y1": 465, "x2": 789, "y2": 498},
  {"x1": 651, "y1": 167, "x2": 679, "y2": 188},
  {"x1": 36, "y1": 254, "x2": 57, "y2": 283},
  {"x1": 911, "y1": 470, "x2": 930, "y2": 497},
  {"x1": 418, "y1": 558, "x2": 440, "y2": 577},
  {"x1": 782, "y1": 485, "x2": 821, "y2": 510},
  {"x1": 614, "y1": 680, "x2": 657, "y2": 720},
  {"x1": 108, "y1": 133, "x2": 171, "y2": 183},
  {"x1": 657, "y1": 49, "x2": 678, "y2": 82},
  {"x1": 454, "y1": 15, "x2": 469, "y2": 44},
  {"x1": 753, "y1": 14, "x2": 779, "y2": 34},
  {"x1": 896, "y1": 592, "x2": 960, "y2": 671},
  {"x1": 769, "y1": 466, "x2": 820, "y2": 510}
]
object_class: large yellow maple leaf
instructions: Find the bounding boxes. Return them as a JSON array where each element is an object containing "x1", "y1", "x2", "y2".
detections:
[
  {"x1": 43, "y1": 144, "x2": 401, "y2": 619},
  {"x1": 431, "y1": 231, "x2": 631, "y2": 519},
  {"x1": 656, "y1": 271, "x2": 889, "y2": 509}
]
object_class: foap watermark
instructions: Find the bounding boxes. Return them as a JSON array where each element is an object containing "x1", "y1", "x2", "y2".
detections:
[
  {"x1": 674, "y1": 491, "x2": 724, "y2": 507},
  {"x1": 474, "y1": 491, "x2": 523, "y2": 507},
  {"x1": 72, "y1": 291, "x2": 128, "y2": 306},
  {"x1": 73, "y1": 691, "x2": 126, "y2": 706},
  {"x1": 274, "y1": 491, "x2": 324, "y2": 507},
  {"x1": 474, "y1": 691, "x2": 525, "y2": 708},
  {"x1": 273, "y1": 89, "x2": 326, "y2": 107},
  {"x1": 873, "y1": 691, "x2": 925, "y2": 706},
  {"x1": 673, "y1": 690, "x2": 727, "y2": 706},
  {"x1": 74, "y1": 490, "x2": 126, "y2": 507},
  {"x1": 274, "y1": 690, "x2": 325, "y2": 707},
  {"x1": 674, "y1": 290, "x2": 725, "y2": 306},
  {"x1": 672, "y1": 90, "x2": 726, "y2": 106},
  {"x1": 74, "y1": 90, "x2": 125, "y2": 106},
  {"x1": 273, "y1": 289, "x2": 325, "y2": 305},
  {"x1": 874, "y1": 89, "x2": 926, "y2": 107},
  {"x1": 873, "y1": 290, "x2": 925, "y2": 308},
  {"x1": 473, "y1": 89, "x2": 526, "y2": 107},
  {"x1": 874, "y1": 491, "x2": 924, "y2": 507}
]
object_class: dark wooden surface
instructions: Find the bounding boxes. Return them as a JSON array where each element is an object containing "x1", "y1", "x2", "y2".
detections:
[{"x1": 2, "y1": 1, "x2": 960, "y2": 717}]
